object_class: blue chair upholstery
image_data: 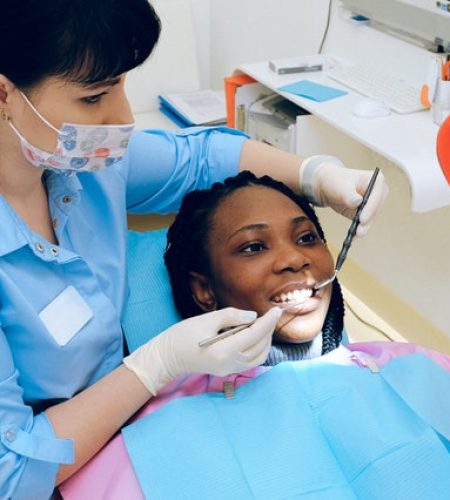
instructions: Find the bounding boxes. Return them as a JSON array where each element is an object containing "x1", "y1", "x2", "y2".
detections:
[{"x1": 123, "y1": 229, "x2": 181, "y2": 353}]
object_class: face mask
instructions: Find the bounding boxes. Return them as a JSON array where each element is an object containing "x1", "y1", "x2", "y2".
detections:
[{"x1": 8, "y1": 91, "x2": 134, "y2": 174}]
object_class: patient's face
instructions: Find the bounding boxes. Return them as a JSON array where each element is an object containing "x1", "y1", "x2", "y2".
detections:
[{"x1": 198, "y1": 186, "x2": 334, "y2": 343}]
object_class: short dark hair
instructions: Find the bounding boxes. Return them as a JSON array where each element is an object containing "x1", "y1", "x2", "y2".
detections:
[
  {"x1": 165, "y1": 171, "x2": 344, "y2": 354},
  {"x1": 0, "y1": 0, "x2": 161, "y2": 88}
]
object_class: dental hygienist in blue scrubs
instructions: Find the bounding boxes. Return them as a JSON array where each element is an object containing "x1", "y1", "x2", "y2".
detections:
[{"x1": 0, "y1": 1, "x2": 388, "y2": 497}]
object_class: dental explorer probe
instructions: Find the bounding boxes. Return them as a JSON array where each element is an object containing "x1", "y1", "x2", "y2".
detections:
[
  {"x1": 313, "y1": 166, "x2": 381, "y2": 292},
  {"x1": 199, "y1": 168, "x2": 380, "y2": 348}
]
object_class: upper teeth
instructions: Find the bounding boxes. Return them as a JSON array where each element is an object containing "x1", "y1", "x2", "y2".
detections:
[{"x1": 273, "y1": 288, "x2": 312, "y2": 304}]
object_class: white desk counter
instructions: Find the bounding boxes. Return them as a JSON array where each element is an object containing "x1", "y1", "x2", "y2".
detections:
[{"x1": 240, "y1": 60, "x2": 450, "y2": 213}]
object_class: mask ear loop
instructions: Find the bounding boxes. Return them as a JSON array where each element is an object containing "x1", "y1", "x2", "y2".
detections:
[
  {"x1": 3, "y1": 105, "x2": 49, "y2": 149},
  {"x1": 18, "y1": 91, "x2": 70, "y2": 136}
]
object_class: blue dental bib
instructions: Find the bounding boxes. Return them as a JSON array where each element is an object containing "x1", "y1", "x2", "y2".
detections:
[{"x1": 123, "y1": 354, "x2": 450, "y2": 500}]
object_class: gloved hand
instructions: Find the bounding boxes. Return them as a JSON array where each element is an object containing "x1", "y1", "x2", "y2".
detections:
[
  {"x1": 299, "y1": 155, "x2": 388, "y2": 236},
  {"x1": 124, "y1": 307, "x2": 282, "y2": 396}
]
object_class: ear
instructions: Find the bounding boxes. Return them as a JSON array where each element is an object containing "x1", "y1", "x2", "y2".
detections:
[
  {"x1": 0, "y1": 74, "x2": 16, "y2": 105},
  {"x1": 189, "y1": 271, "x2": 217, "y2": 313}
]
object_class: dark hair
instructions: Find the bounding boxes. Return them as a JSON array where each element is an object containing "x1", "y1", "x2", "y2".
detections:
[
  {"x1": 165, "y1": 171, "x2": 344, "y2": 354},
  {"x1": 0, "y1": 0, "x2": 161, "y2": 88}
]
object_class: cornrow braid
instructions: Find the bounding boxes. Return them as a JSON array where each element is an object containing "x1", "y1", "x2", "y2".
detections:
[
  {"x1": 164, "y1": 171, "x2": 344, "y2": 354},
  {"x1": 322, "y1": 280, "x2": 344, "y2": 353}
]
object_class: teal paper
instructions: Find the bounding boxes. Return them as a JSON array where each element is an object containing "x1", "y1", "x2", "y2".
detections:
[
  {"x1": 122, "y1": 356, "x2": 450, "y2": 499},
  {"x1": 279, "y1": 80, "x2": 347, "y2": 102}
]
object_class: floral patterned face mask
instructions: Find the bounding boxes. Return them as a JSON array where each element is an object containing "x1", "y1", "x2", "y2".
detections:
[{"x1": 8, "y1": 91, "x2": 134, "y2": 175}]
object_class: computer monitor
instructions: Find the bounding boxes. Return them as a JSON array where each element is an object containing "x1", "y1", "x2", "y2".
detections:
[{"x1": 340, "y1": 0, "x2": 450, "y2": 51}]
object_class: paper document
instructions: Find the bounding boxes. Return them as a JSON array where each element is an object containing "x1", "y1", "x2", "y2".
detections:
[{"x1": 158, "y1": 90, "x2": 226, "y2": 126}]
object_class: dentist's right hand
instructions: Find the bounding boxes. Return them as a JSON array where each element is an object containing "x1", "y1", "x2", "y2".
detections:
[{"x1": 124, "y1": 306, "x2": 282, "y2": 396}]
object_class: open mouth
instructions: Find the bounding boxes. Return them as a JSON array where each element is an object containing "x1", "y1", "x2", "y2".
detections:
[{"x1": 271, "y1": 287, "x2": 316, "y2": 306}]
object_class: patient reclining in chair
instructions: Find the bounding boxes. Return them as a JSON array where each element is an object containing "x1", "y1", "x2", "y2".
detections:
[
  {"x1": 164, "y1": 170, "x2": 344, "y2": 363},
  {"x1": 61, "y1": 172, "x2": 450, "y2": 499}
]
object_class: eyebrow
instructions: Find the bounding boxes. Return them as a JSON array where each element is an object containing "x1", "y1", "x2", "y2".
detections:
[
  {"x1": 227, "y1": 215, "x2": 309, "y2": 241},
  {"x1": 82, "y1": 77, "x2": 121, "y2": 90}
]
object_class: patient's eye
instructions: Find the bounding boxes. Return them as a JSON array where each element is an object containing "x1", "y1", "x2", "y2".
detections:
[
  {"x1": 240, "y1": 242, "x2": 266, "y2": 253},
  {"x1": 297, "y1": 231, "x2": 319, "y2": 245}
]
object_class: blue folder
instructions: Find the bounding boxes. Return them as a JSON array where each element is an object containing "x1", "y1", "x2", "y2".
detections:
[{"x1": 158, "y1": 95, "x2": 193, "y2": 127}]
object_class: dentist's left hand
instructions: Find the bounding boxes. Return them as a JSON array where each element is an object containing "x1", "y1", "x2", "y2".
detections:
[
  {"x1": 299, "y1": 155, "x2": 388, "y2": 236},
  {"x1": 124, "y1": 307, "x2": 282, "y2": 396}
]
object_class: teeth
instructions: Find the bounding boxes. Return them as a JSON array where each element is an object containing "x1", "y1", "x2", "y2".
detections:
[
  {"x1": 273, "y1": 288, "x2": 312, "y2": 304},
  {"x1": 294, "y1": 290, "x2": 306, "y2": 301}
]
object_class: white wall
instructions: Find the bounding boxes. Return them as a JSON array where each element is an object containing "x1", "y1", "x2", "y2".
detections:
[
  {"x1": 136, "y1": 0, "x2": 330, "y2": 91},
  {"x1": 127, "y1": 0, "x2": 201, "y2": 116},
  {"x1": 208, "y1": 0, "x2": 330, "y2": 89},
  {"x1": 191, "y1": 0, "x2": 211, "y2": 88}
]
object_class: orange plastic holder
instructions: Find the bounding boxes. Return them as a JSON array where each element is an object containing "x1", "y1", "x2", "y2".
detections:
[
  {"x1": 224, "y1": 73, "x2": 256, "y2": 127},
  {"x1": 437, "y1": 114, "x2": 450, "y2": 185}
]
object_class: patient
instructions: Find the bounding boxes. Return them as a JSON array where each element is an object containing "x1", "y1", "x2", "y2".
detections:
[
  {"x1": 164, "y1": 170, "x2": 345, "y2": 363},
  {"x1": 61, "y1": 172, "x2": 450, "y2": 499}
]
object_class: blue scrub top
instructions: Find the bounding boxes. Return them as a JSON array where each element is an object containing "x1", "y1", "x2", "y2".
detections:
[{"x1": 0, "y1": 126, "x2": 247, "y2": 499}]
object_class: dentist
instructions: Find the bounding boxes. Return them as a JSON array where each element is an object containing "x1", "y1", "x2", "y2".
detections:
[{"x1": 0, "y1": 0, "x2": 387, "y2": 497}]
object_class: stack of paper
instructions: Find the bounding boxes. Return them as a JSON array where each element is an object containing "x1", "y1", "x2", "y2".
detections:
[{"x1": 158, "y1": 90, "x2": 226, "y2": 127}]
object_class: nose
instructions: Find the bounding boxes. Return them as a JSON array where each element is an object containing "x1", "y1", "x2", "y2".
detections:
[{"x1": 272, "y1": 242, "x2": 310, "y2": 274}]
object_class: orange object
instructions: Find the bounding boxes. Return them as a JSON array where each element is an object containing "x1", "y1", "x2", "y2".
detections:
[
  {"x1": 420, "y1": 84, "x2": 432, "y2": 109},
  {"x1": 442, "y1": 62, "x2": 450, "y2": 81},
  {"x1": 437, "y1": 114, "x2": 450, "y2": 185},
  {"x1": 224, "y1": 73, "x2": 256, "y2": 127}
]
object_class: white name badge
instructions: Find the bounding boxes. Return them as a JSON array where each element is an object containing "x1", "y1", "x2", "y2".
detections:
[{"x1": 39, "y1": 285, "x2": 94, "y2": 346}]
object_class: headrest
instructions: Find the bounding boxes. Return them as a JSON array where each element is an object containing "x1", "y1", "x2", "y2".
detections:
[{"x1": 123, "y1": 229, "x2": 181, "y2": 353}]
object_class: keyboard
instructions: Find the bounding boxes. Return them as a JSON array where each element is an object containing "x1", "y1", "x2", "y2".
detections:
[{"x1": 327, "y1": 62, "x2": 424, "y2": 114}]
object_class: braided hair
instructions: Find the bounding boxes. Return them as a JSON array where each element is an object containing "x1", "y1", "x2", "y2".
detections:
[{"x1": 164, "y1": 171, "x2": 344, "y2": 354}]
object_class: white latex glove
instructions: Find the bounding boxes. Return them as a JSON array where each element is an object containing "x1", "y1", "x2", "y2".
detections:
[
  {"x1": 124, "y1": 307, "x2": 282, "y2": 396},
  {"x1": 299, "y1": 155, "x2": 388, "y2": 236}
]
